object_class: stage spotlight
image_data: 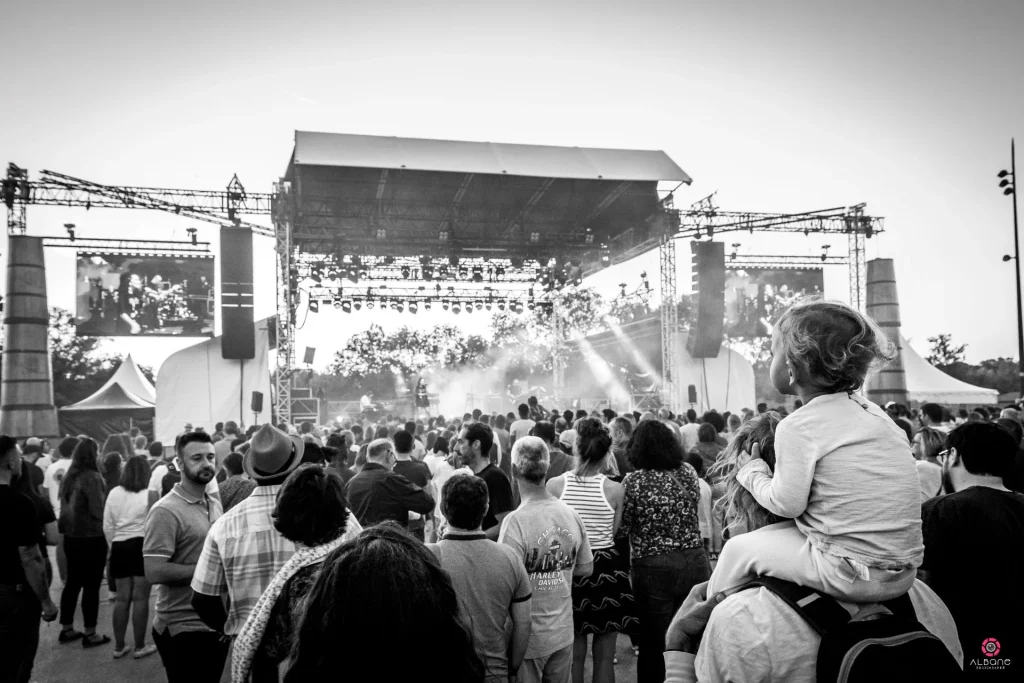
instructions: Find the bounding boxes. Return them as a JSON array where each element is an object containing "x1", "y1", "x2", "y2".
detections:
[
  {"x1": 309, "y1": 300, "x2": 320, "y2": 314},
  {"x1": 391, "y1": 301, "x2": 399, "y2": 311},
  {"x1": 530, "y1": 232, "x2": 540, "y2": 243},
  {"x1": 514, "y1": 301, "x2": 524, "y2": 314},
  {"x1": 527, "y1": 300, "x2": 536, "y2": 311},
  {"x1": 443, "y1": 300, "x2": 451, "y2": 311},
  {"x1": 495, "y1": 266, "x2": 505, "y2": 280},
  {"x1": 451, "y1": 302, "x2": 461, "y2": 314},
  {"x1": 422, "y1": 266, "x2": 433, "y2": 281},
  {"x1": 459, "y1": 266, "x2": 468, "y2": 279},
  {"x1": 341, "y1": 300, "x2": 353, "y2": 313},
  {"x1": 424, "y1": 300, "x2": 432, "y2": 311},
  {"x1": 377, "y1": 229, "x2": 387, "y2": 240},
  {"x1": 409, "y1": 301, "x2": 418, "y2": 314},
  {"x1": 619, "y1": 283, "x2": 627, "y2": 298},
  {"x1": 346, "y1": 267, "x2": 359, "y2": 283},
  {"x1": 439, "y1": 229, "x2": 449, "y2": 241},
  {"x1": 354, "y1": 301, "x2": 362, "y2": 311},
  {"x1": 401, "y1": 266, "x2": 411, "y2": 279},
  {"x1": 497, "y1": 300, "x2": 506, "y2": 311},
  {"x1": 821, "y1": 244, "x2": 831, "y2": 262},
  {"x1": 333, "y1": 297, "x2": 343, "y2": 310},
  {"x1": 486, "y1": 300, "x2": 493, "y2": 311},
  {"x1": 585, "y1": 229, "x2": 595, "y2": 244},
  {"x1": 472, "y1": 266, "x2": 484, "y2": 282},
  {"x1": 397, "y1": 301, "x2": 405, "y2": 313},
  {"x1": 599, "y1": 244, "x2": 611, "y2": 267},
  {"x1": 309, "y1": 268, "x2": 322, "y2": 284},
  {"x1": 366, "y1": 300, "x2": 375, "y2": 310},
  {"x1": 475, "y1": 300, "x2": 484, "y2": 310},
  {"x1": 438, "y1": 265, "x2": 449, "y2": 279},
  {"x1": 510, "y1": 258, "x2": 524, "y2": 268}
]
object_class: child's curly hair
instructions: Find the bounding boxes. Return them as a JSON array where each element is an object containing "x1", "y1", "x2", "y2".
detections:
[
  {"x1": 775, "y1": 298, "x2": 895, "y2": 392},
  {"x1": 708, "y1": 412, "x2": 783, "y2": 535}
]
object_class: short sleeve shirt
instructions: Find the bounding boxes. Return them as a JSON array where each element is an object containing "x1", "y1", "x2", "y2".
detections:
[
  {"x1": 427, "y1": 533, "x2": 532, "y2": 676},
  {"x1": 143, "y1": 484, "x2": 223, "y2": 635},
  {"x1": 43, "y1": 459, "x2": 71, "y2": 514},
  {"x1": 499, "y1": 497, "x2": 593, "y2": 659},
  {"x1": 0, "y1": 486, "x2": 39, "y2": 584},
  {"x1": 477, "y1": 465, "x2": 513, "y2": 531}
]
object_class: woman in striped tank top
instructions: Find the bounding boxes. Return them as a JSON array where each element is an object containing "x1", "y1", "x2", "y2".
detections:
[{"x1": 547, "y1": 418, "x2": 638, "y2": 683}]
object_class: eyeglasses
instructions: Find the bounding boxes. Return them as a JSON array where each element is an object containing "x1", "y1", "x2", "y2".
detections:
[{"x1": 937, "y1": 449, "x2": 951, "y2": 462}]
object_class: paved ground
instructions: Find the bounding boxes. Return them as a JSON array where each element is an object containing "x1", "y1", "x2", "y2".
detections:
[{"x1": 31, "y1": 547, "x2": 641, "y2": 683}]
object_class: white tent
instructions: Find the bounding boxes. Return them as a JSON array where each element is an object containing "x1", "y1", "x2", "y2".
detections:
[{"x1": 900, "y1": 335, "x2": 998, "y2": 405}]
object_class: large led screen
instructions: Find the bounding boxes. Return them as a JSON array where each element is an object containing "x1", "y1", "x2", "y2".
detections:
[
  {"x1": 75, "y1": 252, "x2": 215, "y2": 337},
  {"x1": 724, "y1": 267, "x2": 824, "y2": 338}
]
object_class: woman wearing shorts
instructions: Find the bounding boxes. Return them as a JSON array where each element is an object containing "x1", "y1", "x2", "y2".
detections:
[{"x1": 102, "y1": 455, "x2": 157, "y2": 659}]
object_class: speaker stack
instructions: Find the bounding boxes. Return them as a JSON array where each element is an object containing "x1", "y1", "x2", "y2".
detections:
[
  {"x1": 686, "y1": 240, "x2": 726, "y2": 359},
  {"x1": 220, "y1": 228, "x2": 255, "y2": 360}
]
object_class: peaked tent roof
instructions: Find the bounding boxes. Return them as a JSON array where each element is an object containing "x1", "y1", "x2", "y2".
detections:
[
  {"x1": 901, "y1": 334, "x2": 998, "y2": 405},
  {"x1": 292, "y1": 131, "x2": 692, "y2": 183},
  {"x1": 61, "y1": 354, "x2": 156, "y2": 412}
]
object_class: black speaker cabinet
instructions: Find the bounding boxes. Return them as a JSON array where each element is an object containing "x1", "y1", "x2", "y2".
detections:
[
  {"x1": 686, "y1": 241, "x2": 726, "y2": 358},
  {"x1": 221, "y1": 227, "x2": 255, "y2": 360},
  {"x1": 250, "y1": 391, "x2": 264, "y2": 414}
]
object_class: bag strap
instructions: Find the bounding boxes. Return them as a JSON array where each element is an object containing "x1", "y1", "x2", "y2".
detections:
[
  {"x1": 666, "y1": 469, "x2": 696, "y2": 504},
  {"x1": 737, "y1": 577, "x2": 853, "y2": 637}
]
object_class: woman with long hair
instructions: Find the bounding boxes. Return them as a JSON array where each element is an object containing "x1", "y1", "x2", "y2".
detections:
[
  {"x1": 101, "y1": 453, "x2": 123, "y2": 502},
  {"x1": 57, "y1": 437, "x2": 111, "y2": 647},
  {"x1": 103, "y1": 455, "x2": 157, "y2": 659},
  {"x1": 232, "y1": 465, "x2": 363, "y2": 682},
  {"x1": 547, "y1": 417, "x2": 635, "y2": 683},
  {"x1": 282, "y1": 522, "x2": 484, "y2": 683},
  {"x1": 619, "y1": 420, "x2": 710, "y2": 683},
  {"x1": 689, "y1": 423, "x2": 725, "y2": 477}
]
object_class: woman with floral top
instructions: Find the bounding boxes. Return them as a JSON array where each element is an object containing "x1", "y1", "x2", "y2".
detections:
[{"x1": 620, "y1": 420, "x2": 710, "y2": 683}]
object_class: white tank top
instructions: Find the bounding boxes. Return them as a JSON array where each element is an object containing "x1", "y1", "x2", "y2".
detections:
[{"x1": 560, "y1": 473, "x2": 615, "y2": 550}]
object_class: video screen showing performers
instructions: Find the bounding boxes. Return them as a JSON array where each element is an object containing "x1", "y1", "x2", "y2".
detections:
[
  {"x1": 724, "y1": 267, "x2": 824, "y2": 338},
  {"x1": 75, "y1": 252, "x2": 215, "y2": 337}
]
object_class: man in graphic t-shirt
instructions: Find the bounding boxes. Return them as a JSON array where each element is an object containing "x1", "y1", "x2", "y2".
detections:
[{"x1": 500, "y1": 436, "x2": 593, "y2": 683}]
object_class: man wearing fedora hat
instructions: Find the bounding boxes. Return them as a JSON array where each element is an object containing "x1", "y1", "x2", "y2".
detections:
[
  {"x1": 190, "y1": 424, "x2": 303, "y2": 645},
  {"x1": 344, "y1": 438, "x2": 435, "y2": 535}
]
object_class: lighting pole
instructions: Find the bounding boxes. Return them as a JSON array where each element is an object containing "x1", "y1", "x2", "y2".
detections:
[{"x1": 999, "y1": 139, "x2": 1022, "y2": 396}]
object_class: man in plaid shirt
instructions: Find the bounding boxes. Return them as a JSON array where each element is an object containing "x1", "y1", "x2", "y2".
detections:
[{"x1": 190, "y1": 425, "x2": 304, "y2": 658}]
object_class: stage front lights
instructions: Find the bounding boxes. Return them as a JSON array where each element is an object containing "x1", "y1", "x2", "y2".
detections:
[
  {"x1": 401, "y1": 266, "x2": 411, "y2": 279},
  {"x1": 333, "y1": 298, "x2": 343, "y2": 310},
  {"x1": 308, "y1": 300, "x2": 320, "y2": 314},
  {"x1": 354, "y1": 301, "x2": 362, "y2": 311},
  {"x1": 451, "y1": 302, "x2": 461, "y2": 314},
  {"x1": 341, "y1": 300, "x2": 352, "y2": 313},
  {"x1": 409, "y1": 301, "x2": 418, "y2": 314},
  {"x1": 443, "y1": 300, "x2": 451, "y2": 311},
  {"x1": 472, "y1": 266, "x2": 484, "y2": 283}
]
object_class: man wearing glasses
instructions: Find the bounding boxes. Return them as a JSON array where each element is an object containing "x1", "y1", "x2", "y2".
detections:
[
  {"x1": 919, "y1": 422, "x2": 1024, "y2": 679},
  {"x1": 343, "y1": 438, "x2": 435, "y2": 534}
]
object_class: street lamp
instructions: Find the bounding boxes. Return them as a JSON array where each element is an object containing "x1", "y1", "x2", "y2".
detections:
[{"x1": 999, "y1": 139, "x2": 1022, "y2": 396}]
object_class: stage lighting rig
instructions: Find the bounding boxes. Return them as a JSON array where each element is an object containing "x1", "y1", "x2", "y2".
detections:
[
  {"x1": 451, "y1": 302, "x2": 461, "y2": 314},
  {"x1": 408, "y1": 301, "x2": 418, "y2": 314},
  {"x1": 438, "y1": 265, "x2": 450, "y2": 279},
  {"x1": 472, "y1": 265, "x2": 484, "y2": 282}
]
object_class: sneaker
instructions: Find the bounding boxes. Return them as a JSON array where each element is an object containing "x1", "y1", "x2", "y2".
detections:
[
  {"x1": 113, "y1": 646, "x2": 131, "y2": 659},
  {"x1": 132, "y1": 644, "x2": 158, "y2": 660},
  {"x1": 58, "y1": 629, "x2": 83, "y2": 644}
]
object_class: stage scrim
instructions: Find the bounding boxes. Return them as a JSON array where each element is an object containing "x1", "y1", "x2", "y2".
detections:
[
  {"x1": 724, "y1": 267, "x2": 824, "y2": 338},
  {"x1": 75, "y1": 252, "x2": 215, "y2": 337}
]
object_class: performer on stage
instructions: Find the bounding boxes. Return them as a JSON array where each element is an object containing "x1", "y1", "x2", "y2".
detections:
[
  {"x1": 360, "y1": 391, "x2": 376, "y2": 417},
  {"x1": 414, "y1": 378, "x2": 431, "y2": 417}
]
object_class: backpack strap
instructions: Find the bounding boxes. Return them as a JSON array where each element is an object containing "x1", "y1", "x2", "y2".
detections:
[
  {"x1": 737, "y1": 577, "x2": 853, "y2": 637},
  {"x1": 880, "y1": 592, "x2": 917, "y2": 621}
]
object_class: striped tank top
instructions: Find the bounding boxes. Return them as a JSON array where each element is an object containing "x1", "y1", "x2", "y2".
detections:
[{"x1": 560, "y1": 473, "x2": 615, "y2": 550}]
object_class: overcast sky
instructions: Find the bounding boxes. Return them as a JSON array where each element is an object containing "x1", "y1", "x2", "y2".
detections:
[{"x1": 2, "y1": 0, "x2": 1022, "y2": 372}]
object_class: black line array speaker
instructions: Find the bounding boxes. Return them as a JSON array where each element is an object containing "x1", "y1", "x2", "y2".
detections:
[
  {"x1": 303, "y1": 347, "x2": 316, "y2": 365},
  {"x1": 686, "y1": 240, "x2": 726, "y2": 358},
  {"x1": 687, "y1": 384, "x2": 698, "y2": 405},
  {"x1": 220, "y1": 227, "x2": 255, "y2": 360},
  {"x1": 250, "y1": 391, "x2": 264, "y2": 414}
]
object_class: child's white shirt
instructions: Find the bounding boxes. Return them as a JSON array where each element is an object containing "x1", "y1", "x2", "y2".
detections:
[{"x1": 736, "y1": 392, "x2": 923, "y2": 570}]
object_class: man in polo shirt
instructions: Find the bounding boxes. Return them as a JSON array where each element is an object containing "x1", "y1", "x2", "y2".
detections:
[
  {"x1": 457, "y1": 422, "x2": 514, "y2": 541},
  {"x1": 344, "y1": 438, "x2": 435, "y2": 533},
  {"x1": 143, "y1": 430, "x2": 226, "y2": 683},
  {"x1": 190, "y1": 425, "x2": 300, "y2": 662},
  {"x1": 427, "y1": 474, "x2": 532, "y2": 683}
]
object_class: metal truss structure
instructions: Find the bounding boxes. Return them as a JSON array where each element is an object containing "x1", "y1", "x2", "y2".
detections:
[
  {"x1": 41, "y1": 236, "x2": 212, "y2": 255},
  {"x1": 5, "y1": 164, "x2": 883, "y2": 419},
  {"x1": 726, "y1": 254, "x2": 849, "y2": 269}
]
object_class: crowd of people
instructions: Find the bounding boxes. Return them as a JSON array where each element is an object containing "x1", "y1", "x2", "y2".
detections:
[{"x1": 2, "y1": 299, "x2": 1023, "y2": 682}]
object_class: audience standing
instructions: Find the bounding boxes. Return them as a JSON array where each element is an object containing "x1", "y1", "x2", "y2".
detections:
[
  {"x1": 427, "y1": 474, "x2": 532, "y2": 682},
  {"x1": 500, "y1": 436, "x2": 594, "y2": 683},
  {"x1": 619, "y1": 420, "x2": 709, "y2": 683},
  {"x1": 103, "y1": 455, "x2": 157, "y2": 659},
  {"x1": 143, "y1": 430, "x2": 227, "y2": 683},
  {"x1": 57, "y1": 437, "x2": 111, "y2": 648},
  {"x1": 457, "y1": 422, "x2": 513, "y2": 540}
]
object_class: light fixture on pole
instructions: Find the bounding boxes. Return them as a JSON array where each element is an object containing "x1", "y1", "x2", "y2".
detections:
[
  {"x1": 64, "y1": 223, "x2": 76, "y2": 241},
  {"x1": 821, "y1": 244, "x2": 831, "y2": 262},
  {"x1": 186, "y1": 227, "x2": 198, "y2": 245},
  {"x1": 999, "y1": 138, "x2": 1022, "y2": 396}
]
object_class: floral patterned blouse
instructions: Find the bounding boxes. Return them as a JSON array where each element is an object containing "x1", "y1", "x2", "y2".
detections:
[{"x1": 620, "y1": 464, "x2": 704, "y2": 560}]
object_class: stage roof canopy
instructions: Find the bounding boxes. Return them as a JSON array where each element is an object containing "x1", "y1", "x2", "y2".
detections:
[
  {"x1": 285, "y1": 131, "x2": 691, "y2": 264},
  {"x1": 292, "y1": 131, "x2": 692, "y2": 183}
]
